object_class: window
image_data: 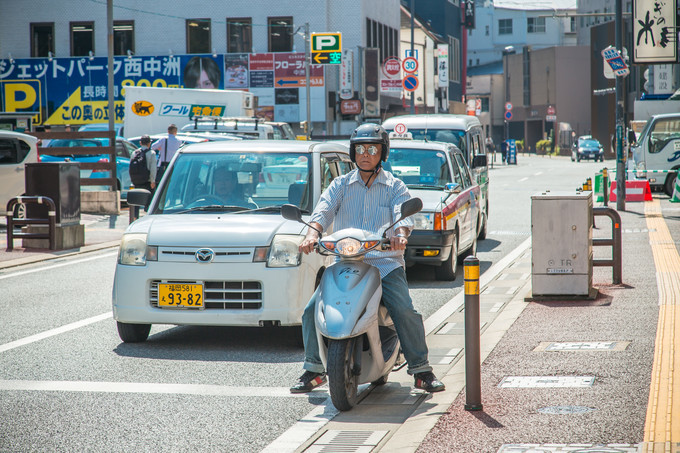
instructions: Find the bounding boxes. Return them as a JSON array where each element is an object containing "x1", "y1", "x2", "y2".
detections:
[
  {"x1": 485, "y1": 25, "x2": 489, "y2": 36},
  {"x1": 570, "y1": 17, "x2": 576, "y2": 32},
  {"x1": 113, "y1": 21, "x2": 134, "y2": 56},
  {"x1": 0, "y1": 139, "x2": 30, "y2": 164},
  {"x1": 268, "y1": 17, "x2": 293, "y2": 52},
  {"x1": 527, "y1": 17, "x2": 545, "y2": 33},
  {"x1": 499, "y1": 18, "x2": 512, "y2": 35},
  {"x1": 70, "y1": 22, "x2": 94, "y2": 56},
  {"x1": 227, "y1": 18, "x2": 252, "y2": 53},
  {"x1": 366, "y1": 18, "x2": 398, "y2": 62},
  {"x1": 186, "y1": 19, "x2": 211, "y2": 54},
  {"x1": 448, "y1": 36, "x2": 460, "y2": 83},
  {"x1": 31, "y1": 23, "x2": 54, "y2": 57}
]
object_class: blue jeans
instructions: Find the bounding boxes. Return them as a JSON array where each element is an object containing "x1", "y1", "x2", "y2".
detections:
[{"x1": 302, "y1": 267, "x2": 432, "y2": 375}]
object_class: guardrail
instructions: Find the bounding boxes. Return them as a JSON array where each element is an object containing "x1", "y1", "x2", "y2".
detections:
[
  {"x1": 5, "y1": 196, "x2": 57, "y2": 251},
  {"x1": 593, "y1": 207, "x2": 622, "y2": 284}
]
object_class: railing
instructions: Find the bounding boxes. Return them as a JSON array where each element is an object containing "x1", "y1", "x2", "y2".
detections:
[
  {"x1": 593, "y1": 207, "x2": 622, "y2": 284},
  {"x1": 5, "y1": 196, "x2": 57, "y2": 251}
]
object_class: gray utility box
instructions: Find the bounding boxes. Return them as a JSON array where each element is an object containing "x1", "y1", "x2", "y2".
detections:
[
  {"x1": 531, "y1": 191, "x2": 593, "y2": 296},
  {"x1": 25, "y1": 162, "x2": 80, "y2": 225}
]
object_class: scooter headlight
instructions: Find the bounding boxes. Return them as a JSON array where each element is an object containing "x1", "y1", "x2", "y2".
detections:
[{"x1": 336, "y1": 238, "x2": 362, "y2": 256}]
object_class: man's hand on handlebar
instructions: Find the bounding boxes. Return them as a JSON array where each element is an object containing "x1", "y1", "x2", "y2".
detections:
[
  {"x1": 390, "y1": 227, "x2": 409, "y2": 251},
  {"x1": 299, "y1": 222, "x2": 323, "y2": 255}
]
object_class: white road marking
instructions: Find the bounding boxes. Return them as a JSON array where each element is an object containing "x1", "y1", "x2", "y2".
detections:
[
  {"x1": 0, "y1": 379, "x2": 329, "y2": 398},
  {"x1": 534, "y1": 171, "x2": 543, "y2": 176},
  {"x1": 0, "y1": 313, "x2": 112, "y2": 353},
  {"x1": 0, "y1": 251, "x2": 118, "y2": 280},
  {"x1": 518, "y1": 177, "x2": 529, "y2": 182}
]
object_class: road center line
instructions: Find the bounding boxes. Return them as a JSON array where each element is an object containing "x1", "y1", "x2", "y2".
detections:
[
  {"x1": 0, "y1": 313, "x2": 112, "y2": 353},
  {"x1": 0, "y1": 251, "x2": 118, "y2": 281}
]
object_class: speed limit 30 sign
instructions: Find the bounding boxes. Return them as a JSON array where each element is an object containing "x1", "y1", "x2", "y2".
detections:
[{"x1": 402, "y1": 57, "x2": 418, "y2": 74}]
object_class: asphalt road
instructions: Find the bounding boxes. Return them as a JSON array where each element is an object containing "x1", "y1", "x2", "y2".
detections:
[{"x1": 0, "y1": 154, "x2": 609, "y2": 452}]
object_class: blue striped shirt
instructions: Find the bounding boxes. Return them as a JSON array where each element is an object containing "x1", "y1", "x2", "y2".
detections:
[{"x1": 311, "y1": 168, "x2": 414, "y2": 278}]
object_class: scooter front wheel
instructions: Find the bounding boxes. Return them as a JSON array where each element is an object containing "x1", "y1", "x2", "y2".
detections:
[{"x1": 327, "y1": 338, "x2": 359, "y2": 411}]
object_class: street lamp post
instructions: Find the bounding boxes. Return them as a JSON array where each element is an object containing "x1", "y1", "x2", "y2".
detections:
[{"x1": 503, "y1": 46, "x2": 515, "y2": 144}]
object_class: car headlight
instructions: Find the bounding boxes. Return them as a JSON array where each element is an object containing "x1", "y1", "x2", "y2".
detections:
[
  {"x1": 267, "y1": 234, "x2": 304, "y2": 267},
  {"x1": 412, "y1": 212, "x2": 434, "y2": 230},
  {"x1": 118, "y1": 233, "x2": 157, "y2": 266}
]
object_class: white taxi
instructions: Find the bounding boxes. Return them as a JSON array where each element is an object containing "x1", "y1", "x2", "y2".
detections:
[
  {"x1": 112, "y1": 140, "x2": 353, "y2": 342},
  {"x1": 388, "y1": 135, "x2": 482, "y2": 280}
]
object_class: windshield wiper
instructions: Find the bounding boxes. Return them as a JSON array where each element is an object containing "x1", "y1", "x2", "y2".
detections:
[
  {"x1": 234, "y1": 206, "x2": 311, "y2": 214},
  {"x1": 175, "y1": 205, "x2": 248, "y2": 214},
  {"x1": 406, "y1": 184, "x2": 445, "y2": 190}
]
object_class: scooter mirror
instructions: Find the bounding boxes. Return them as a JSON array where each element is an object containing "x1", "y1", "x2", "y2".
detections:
[
  {"x1": 281, "y1": 204, "x2": 303, "y2": 222},
  {"x1": 399, "y1": 197, "x2": 423, "y2": 219}
]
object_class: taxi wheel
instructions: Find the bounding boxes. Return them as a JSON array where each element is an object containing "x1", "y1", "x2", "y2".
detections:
[
  {"x1": 460, "y1": 233, "x2": 478, "y2": 264},
  {"x1": 116, "y1": 321, "x2": 151, "y2": 343},
  {"x1": 435, "y1": 233, "x2": 458, "y2": 281},
  {"x1": 477, "y1": 211, "x2": 488, "y2": 241}
]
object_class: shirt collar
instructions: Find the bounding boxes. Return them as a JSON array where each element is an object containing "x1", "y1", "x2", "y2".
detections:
[{"x1": 349, "y1": 166, "x2": 389, "y2": 186}]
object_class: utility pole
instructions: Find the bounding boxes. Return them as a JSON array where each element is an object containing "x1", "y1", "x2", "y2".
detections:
[
  {"x1": 106, "y1": 0, "x2": 114, "y2": 135},
  {"x1": 410, "y1": 0, "x2": 415, "y2": 114},
  {"x1": 615, "y1": 0, "x2": 625, "y2": 210}
]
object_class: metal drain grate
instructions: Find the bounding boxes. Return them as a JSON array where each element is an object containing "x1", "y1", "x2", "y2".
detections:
[
  {"x1": 306, "y1": 430, "x2": 388, "y2": 453},
  {"x1": 499, "y1": 376, "x2": 595, "y2": 388},
  {"x1": 537, "y1": 405, "x2": 595, "y2": 415}
]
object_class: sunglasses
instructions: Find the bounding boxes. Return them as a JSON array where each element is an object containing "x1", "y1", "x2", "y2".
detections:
[{"x1": 355, "y1": 144, "x2": 381, "y2": 156}]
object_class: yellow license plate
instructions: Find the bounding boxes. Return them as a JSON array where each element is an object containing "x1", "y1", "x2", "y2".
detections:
[{"x1": 158, "y1": 283, "x2": 204, "y2": 308}]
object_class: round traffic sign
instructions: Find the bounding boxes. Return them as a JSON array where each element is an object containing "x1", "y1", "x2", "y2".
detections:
[
  {"x1": 547, "y1": 105, "x2": 555, "y2": 115},
  {"x1": 383, "y1": 58, "x2": 401, "y2": 78},
  {"x1": 505, "y1": 102, "x2": 513, "y2": 111},
  {"x1": 402, "y1": 56, "x2": 418, "y2": 74},
  {"x1": 394, "y1": 123, "x2": 407, "y2": 134},
  {"x1": 504, "y1": 110, "x2": 513, "y2": 120},
  {"x1": 403, "y1": 75, "x2": 419, "y2": 92}
]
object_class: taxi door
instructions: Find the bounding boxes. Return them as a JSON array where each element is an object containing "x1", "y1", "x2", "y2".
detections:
[{"x1": 451, "y1": 152, "x2": 477, "y2": 250}]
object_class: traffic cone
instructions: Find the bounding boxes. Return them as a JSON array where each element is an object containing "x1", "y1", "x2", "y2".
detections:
[{"x1": 670, "y1": 175, "x2": 680, "y2": 203}]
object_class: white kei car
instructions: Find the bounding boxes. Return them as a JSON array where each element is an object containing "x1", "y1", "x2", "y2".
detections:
[{"x1": 112, "y1": 140, "x2": 353, "y2": 342}]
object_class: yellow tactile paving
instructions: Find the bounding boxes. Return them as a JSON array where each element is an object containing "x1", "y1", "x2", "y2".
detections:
[{"x1": 643, "y1": 199, "x2": 680, "y2": 448}]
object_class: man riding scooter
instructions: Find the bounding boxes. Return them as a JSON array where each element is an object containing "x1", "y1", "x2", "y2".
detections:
[{"x1": 290, "y1": 123, "x2": 445, "y2": 394}]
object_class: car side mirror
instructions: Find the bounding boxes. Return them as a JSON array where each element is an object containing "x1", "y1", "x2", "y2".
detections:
[
  {"x1": 472, "y1": 154, "x2": 487, "y2": 168},
  {"x1": 127, "y1": 189, "x2": 151, "y2": 208},
  {"x1": 444, "y1": 182, "x2": 462, "y2": 193},
  {"x1": 281, "y1": 204, "x2": 303, "y2": 222}
]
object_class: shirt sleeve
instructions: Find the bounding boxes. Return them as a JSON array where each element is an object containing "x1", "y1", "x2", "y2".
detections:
[
  {"x1": 151, "y1": 138, "x2": 163, "y2": 151},
  {"x1": 309, "y1": 176, "x2": 344, "y2": 232}
]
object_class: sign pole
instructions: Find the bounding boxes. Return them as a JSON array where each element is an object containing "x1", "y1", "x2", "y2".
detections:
[
  {"x1": 305, "y1": 22, "x2": 311, "y2": 140},
  {"x1": 410, "y1": 0, "x2": 415, "y2": 114},
  {"x1": 615, "y1": 0, "x2": 626, "y2": 211}
]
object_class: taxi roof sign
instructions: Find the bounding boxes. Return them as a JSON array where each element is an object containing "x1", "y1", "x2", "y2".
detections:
[{"x1": 389, "y1": 131, "x2": 413, "y2": 140}]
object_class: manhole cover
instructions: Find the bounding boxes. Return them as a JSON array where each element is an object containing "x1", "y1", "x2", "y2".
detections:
[{"x1": 537, "y1": 405, "x2": 595, "y2": 414}]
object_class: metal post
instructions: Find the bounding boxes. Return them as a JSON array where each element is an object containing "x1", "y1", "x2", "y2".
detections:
[
  {"x1": 304, "y1": 22, "x2": 311, "y2": 140},
  {"x1": 106, "y1": 0, "x2": 114, "y2": 138},
  {"x1": 464, "y1": 256, "x2": 483, "y2": 411},
  {"x1": 615, "y1": 0, "x2": 626, "y2": 211},
  {"x1": 603, "y1": 168, "x2": 609, "y2": 207},
  {"x1": 410, "y1": 0, "x2": 415, "y2": 114}
]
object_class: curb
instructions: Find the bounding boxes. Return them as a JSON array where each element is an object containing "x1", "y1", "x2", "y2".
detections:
[{"x1": 0, "y1": 240, "x2": 120, "y2": 270}]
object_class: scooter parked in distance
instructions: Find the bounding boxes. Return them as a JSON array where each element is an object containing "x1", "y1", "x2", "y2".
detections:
[{"x1": 282, "y1": 197, "x2": 423, "y2": 411}]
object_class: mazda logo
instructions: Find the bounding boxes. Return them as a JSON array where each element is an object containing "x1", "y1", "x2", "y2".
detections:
[{"x1": 195, "y1": 248, "x2": 215, "y2": 263}]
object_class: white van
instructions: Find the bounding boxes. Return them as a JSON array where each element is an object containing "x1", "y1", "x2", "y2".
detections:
[
  {"x1": 180, "y1": 117, "x2": 296, "y2": 140},
  {"x1": 0, "y1": 130, "x2": 39, "y2": 216},
  {"x1": 632, "y1": 113, "x2": 680, "y2": 196},
  {"x1": 382, "y1": 114, "x2": 489, "y2": 239}
]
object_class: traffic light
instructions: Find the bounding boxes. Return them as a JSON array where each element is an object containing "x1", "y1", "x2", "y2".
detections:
[{"x1": 464, "y1": 0, "x2": 475, "y2": 29}]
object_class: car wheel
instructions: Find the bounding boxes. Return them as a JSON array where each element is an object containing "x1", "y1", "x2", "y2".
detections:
[
  {"x1": 435, "y1": 231, "x2": 458, "y2": 281},
  {"x1": 664, "y1": 172, "x2": 677, "y2": 197},
  {"x1": 116, "y1": 321, "x2": 151, "y2": 343},
  {"x1": 477, "y1": 210, "x2": 488, "y2": 241}
]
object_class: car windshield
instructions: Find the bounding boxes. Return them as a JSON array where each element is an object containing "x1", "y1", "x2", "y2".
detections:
[
  {"x1": 581, "y1": 139, "x2": 600, "y2": 148},
  {"x1": 154, "y1": 152, "x2": 312, "y2": 214},
  {"x1": 395, "y1": 128, "x2": 466, "y2": 149},
  {"x1": 389, "y1": 148, "x2": 451, "y2": 188}
]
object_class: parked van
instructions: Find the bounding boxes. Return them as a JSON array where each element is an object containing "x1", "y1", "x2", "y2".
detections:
[
  {"x1": 180, "y1": 116, "x2": 296, "y2": 140},
  {"x1": 632, "y1": 113, "x2": 680, "y2": 196},
  {"x1": 382, "y1": 114, "x2": 489, "y2": 239}
]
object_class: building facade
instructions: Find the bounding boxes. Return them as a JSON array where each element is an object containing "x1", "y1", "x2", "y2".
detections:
[{"x1": 0, "y1": 0, "x2": 417, "y2": 135}]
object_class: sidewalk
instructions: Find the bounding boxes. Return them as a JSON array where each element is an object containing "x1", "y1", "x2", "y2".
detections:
[{"x1": 0, "y1": 212, "x2": 128, "y2": 269}]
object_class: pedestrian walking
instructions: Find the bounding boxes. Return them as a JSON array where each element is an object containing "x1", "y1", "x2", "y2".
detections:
[{"x1": 129, "y1": 135, "x2": 157, "y2": 193}]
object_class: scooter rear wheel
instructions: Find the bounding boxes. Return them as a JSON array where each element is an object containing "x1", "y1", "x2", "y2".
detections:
[{"x1": 327, "y1": 338, "x2": 359, "y2": 411}]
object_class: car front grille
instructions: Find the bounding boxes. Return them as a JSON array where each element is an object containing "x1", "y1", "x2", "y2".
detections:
[{"x1": 150, "y1": 280, "x2": 263, "y2": 310}]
